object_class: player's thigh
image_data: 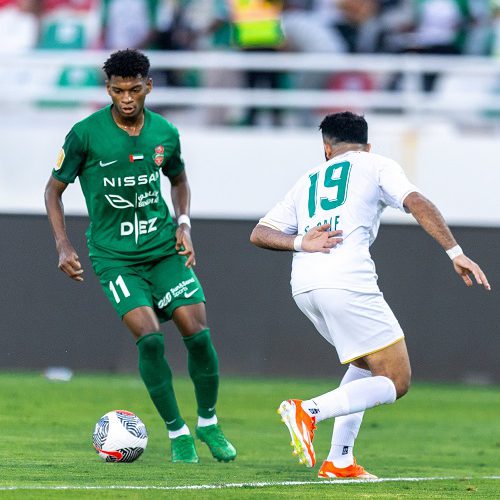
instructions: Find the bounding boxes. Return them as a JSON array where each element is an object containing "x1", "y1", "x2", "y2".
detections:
[
  {"x1": 294, "y1": 291, "x2": 335, "y2": 346},
  {"x1": 172, "y1": 302, "x2": 208, "y2": 337},
  {"x1": 147, "y1": 254, "x2": 206, "y2": 323},
  {"x1": 97, "y1": 266, "x2": 153, "y2": 320},
  {"x1": 123, "y1": 306, "x2": 161, "y2": 339}
]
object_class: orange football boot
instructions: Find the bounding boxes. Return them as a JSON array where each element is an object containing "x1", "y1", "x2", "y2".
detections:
[
  {"x1": 318, "y1": 458, "x2": 378, "y2": 479},
  {"x1": 277, "y1": 399, "x2": 317, "y2": 467}
]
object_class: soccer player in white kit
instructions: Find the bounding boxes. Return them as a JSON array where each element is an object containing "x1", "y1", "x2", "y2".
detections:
[{"x1": 250, "y1": 112, "x2": 491, "y2": 479}]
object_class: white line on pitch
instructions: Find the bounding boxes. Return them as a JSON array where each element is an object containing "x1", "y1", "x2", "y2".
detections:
[{"x1": 1, "y1": 477, "x2": 499, "y2": 491}]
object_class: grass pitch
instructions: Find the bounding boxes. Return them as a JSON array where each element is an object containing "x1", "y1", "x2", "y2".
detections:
[{"x1": 0, "y1": 373, "x2": 499, "y2": 499}]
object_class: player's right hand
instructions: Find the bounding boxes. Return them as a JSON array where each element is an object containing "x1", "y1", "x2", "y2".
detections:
[
  {"x1": 301, "y1": 224, "x2": 343, "y2": 254},
  {"x1": 452, "y1": 254, "x2": 490, "y2": 291},
  {"x1": 57, "y1": 241, "x2": 84, "y2": 282}
]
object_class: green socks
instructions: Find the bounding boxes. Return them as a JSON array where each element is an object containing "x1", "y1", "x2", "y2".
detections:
[
  {"x1": 137, "y1": 330, "x2": 219, "y2": 430},
  {"x1": 183, "y1": 329, "x2": 219, "y2": 419},
  {"x1": 136, "y1": 333, "x2": 184, "y2": 431}
]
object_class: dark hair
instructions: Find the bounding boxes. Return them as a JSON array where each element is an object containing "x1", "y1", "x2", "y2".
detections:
[
  {"x1": 102, "y1": 49, "x2": 150, "y2": 79},
  {"x1": 319, "y1": 112, "x2": 368, "y2": 145}
]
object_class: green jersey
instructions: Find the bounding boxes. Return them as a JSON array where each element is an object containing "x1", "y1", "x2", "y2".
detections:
[{"x1": 52, "y1": 105, "x2": 184, "y2": 267}]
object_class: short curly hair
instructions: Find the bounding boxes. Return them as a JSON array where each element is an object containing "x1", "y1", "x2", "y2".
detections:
[
  {"x1": 319, "y1": 112, "x2": 368, "y2": 145},
  {"x1": 102, "y1": 49, "x2": 150, "y2": 79}
]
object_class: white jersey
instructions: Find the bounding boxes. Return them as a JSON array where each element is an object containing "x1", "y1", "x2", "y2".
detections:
[{"x1": 259, "y1": 151, "x2": 419, "y2": 295}]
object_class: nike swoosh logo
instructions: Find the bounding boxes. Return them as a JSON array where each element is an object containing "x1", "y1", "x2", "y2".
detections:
[
  {"x1": 95, "y1": 446, "x2": 123, "y2": 460},
  {"x1": 184, "y1": 288, "x2": 199, "y2": 299},
  {"x1": 99, "y1": 160, "x2": 118, "y2": 167}
]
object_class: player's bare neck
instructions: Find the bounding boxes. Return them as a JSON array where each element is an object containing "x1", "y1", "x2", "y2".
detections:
[
  {"x1": 330, "y1": 143, "x2": 368, "y2": 160},
  {"x1": 111, "y1": 107, "x2": 145, "y2": 137}
]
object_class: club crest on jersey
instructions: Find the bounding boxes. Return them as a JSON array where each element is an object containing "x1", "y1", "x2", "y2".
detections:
[{"x1": 153, "y1": 145, "x2": 165, "y2": 167}]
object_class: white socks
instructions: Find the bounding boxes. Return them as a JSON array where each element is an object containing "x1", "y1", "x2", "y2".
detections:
[
  {"x1": 327, "y1": 365, "x2": 371, "y2": 467},
  {"x1": 302, "y1": 375, "x2": 396, "y2": 422},
  {"x1": 168, "y1": 415, "x2": 219, "y2": 439},
  {"x1": 198, "y1": 415, "x2": 218, "y2": 427},
  {"x1": 301, "y1": 368, "x2": 396, "y2": 467},
  {"x1": 168, "y1": 424, "x2": 190, "y2": 439}
]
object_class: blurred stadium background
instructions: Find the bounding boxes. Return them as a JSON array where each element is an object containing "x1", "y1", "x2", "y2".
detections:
[{"x1": 1, "y1": 0, "x2": 499, "y2": 383}]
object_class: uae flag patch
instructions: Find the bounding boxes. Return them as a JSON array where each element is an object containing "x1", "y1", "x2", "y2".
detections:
[{"x1": 129, "y1": 153, "x2": 144, "y2": 162}]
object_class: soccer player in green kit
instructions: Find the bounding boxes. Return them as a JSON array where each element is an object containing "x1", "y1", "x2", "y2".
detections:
[{"x1": 44, "y1": 49, "x2": 236, "y2": 464}]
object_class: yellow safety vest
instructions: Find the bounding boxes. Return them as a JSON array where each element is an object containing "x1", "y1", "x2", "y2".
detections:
[{"x1": 229, "y1": 0, "x2": 284, "y2": 48}]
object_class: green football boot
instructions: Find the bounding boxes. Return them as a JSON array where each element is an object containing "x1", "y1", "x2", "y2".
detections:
[
  {"x1": 171, "y1": 434, "x2": 199, "y2": 463},
  {"x1": 195, "y1": 424, "x2": 237, "y2": 462}
]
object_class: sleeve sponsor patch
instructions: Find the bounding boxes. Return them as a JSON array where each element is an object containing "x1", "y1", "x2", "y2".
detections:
[{"x1": 55, "y1": 148, "x2": 65, "y2": 170}]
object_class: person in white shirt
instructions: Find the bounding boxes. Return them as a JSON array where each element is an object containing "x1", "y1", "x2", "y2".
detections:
[{"x1": 250, "y1": 111, "x2": 490, "y2": 479}]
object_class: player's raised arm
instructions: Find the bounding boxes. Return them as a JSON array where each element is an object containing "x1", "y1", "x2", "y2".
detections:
[
  {"x1": 170, "y1": 171, "x2": 196, "y2": 268},
  {"x1": 403, "y1": 191, "x2": 490, "y2": 291},
  {"x1": 250, "y1": 223, "x2": 343, "y2": 253},
  {"x1": 44, "y1": 176, "x2": 84, "y2": 282}
]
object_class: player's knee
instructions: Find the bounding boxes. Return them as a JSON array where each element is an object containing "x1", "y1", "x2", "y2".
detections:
[
  {"x1": 182, "y1": 319, "x2": 208, "y2": 336},
  {"x1": 136, "y1": 333, "x2": 164, "y2": 360},
  {"x1": 183, "y1": 328, "x2": 211, "y2": 351}
]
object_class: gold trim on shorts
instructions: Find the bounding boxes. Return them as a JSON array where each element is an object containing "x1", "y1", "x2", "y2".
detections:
[{"x1": 341, "y1": 336, "x2": 405, "y2": 364}]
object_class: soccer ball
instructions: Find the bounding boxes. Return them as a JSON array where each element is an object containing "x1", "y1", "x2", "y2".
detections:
[{"x1": 93, "y1": 410, "x2": 148, "y2": 462}]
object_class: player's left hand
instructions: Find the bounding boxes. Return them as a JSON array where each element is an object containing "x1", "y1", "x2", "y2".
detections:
[
  {"x1": 302, "y1": 224, "x2": 343, "y2": 253},
  {"x1": 452, "y1": 254, "x2": 491, "y2": 291},
  {"x1": 175, "y1": 225, "x2": 196, "y2": 268}
]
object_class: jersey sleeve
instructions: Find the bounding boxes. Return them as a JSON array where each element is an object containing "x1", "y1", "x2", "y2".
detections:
[
  {"x1": 259, "y1": 184, "x2": 299, "y2": 235},
  {"x1": 378, "y1": 158, "x2": 420, "y2": 213},
  {"x1": 52, "y1": 128, "x2": 86, "y2": 184},
  {"x1": 162, "y1": 129, "x2": 185, "y2": 180}
]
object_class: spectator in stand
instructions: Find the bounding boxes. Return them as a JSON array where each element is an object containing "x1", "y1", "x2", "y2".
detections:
[
  {"x1": 355, "y1": 1, "x2": 414, "y2": 53},
  {"x1": 155, "y1": 0, "x2": 198, "y2": 52},
  {"x1": 281, "y1": 0, "x2": 347, "y2": 54},
  {"x1": 490, "y1": 0, "x2": 500, "y2": 56},
  {"x1": 101, "y1": 0, "x2": 159, "y2": 50},
  {"x1": 39, "y1": 0, "x2": 100, "y2": 49},
  {"x1": 226, "y1": 0, "x2": 287, "y2": 126},
  {"x1": 280, "y1": 0, "x2": 349, "y2": 125},
  {"x1": 101, "y1": 1, "x2": 199, "y2": 87},
  {"x1": 312, "y1": 0, "x2": 411, "y2": 54},
  {"x1": 198, "y1": 0, "x2": 244, "y2": 125},
  {"x1": 153, "y1": 0, "x2": 198, "y2": 87},
  {"x1": 330, "y1": 0, "x2": 380, "y2": 52},
  {"x1": 462, "y1": 0, "x2": 492, "y2": 55},
  {"x1": 0, "y1": 0, "x2": 40, "y2": 53},
  {"x1": 37, "y1": 0, "x2": 101, "y2": 99},
  {"x1": 389, "y1": 0, "x2": 473, "y2": 91}
]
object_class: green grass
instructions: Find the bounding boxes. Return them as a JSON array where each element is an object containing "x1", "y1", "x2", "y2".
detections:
[{"x1": 0, "y1": 373, "x2": 499, "y2": 498}]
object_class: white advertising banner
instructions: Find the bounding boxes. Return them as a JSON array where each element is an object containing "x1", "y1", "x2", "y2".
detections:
[{"x1": 1, "y1": 112, "x2": 498, "y2": 226}]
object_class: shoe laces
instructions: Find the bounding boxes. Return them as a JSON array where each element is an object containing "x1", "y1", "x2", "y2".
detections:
[
  {"x1": 174, "y1": 435, "x2": 193, "y2": 452},
  {"x1": 205, "y1": 426, "x2": 228, "y2": 447}
]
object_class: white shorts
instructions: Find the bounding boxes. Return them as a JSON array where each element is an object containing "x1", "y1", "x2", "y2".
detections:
[{"x1": 294, "y1": 289, "x2": 404, "y2": 364}]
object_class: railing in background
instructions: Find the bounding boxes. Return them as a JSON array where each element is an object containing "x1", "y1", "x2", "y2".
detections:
[{"x1": 2, "y1": 50, "x2": 500, "y2": 114}]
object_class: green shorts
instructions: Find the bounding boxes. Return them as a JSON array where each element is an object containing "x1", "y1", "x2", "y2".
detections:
[{"x1": 95, "y1": 254, "x2": 205, "y2": 322}]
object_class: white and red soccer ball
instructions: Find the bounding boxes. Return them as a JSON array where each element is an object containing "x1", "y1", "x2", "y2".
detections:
[{"x1": 93, "y1": 410, "x2": 148, "y2": 462}]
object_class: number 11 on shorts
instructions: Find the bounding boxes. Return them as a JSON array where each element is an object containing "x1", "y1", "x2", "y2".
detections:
[{"x1": 109, "y1": 275, "x2": 131, "y2": 303}]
